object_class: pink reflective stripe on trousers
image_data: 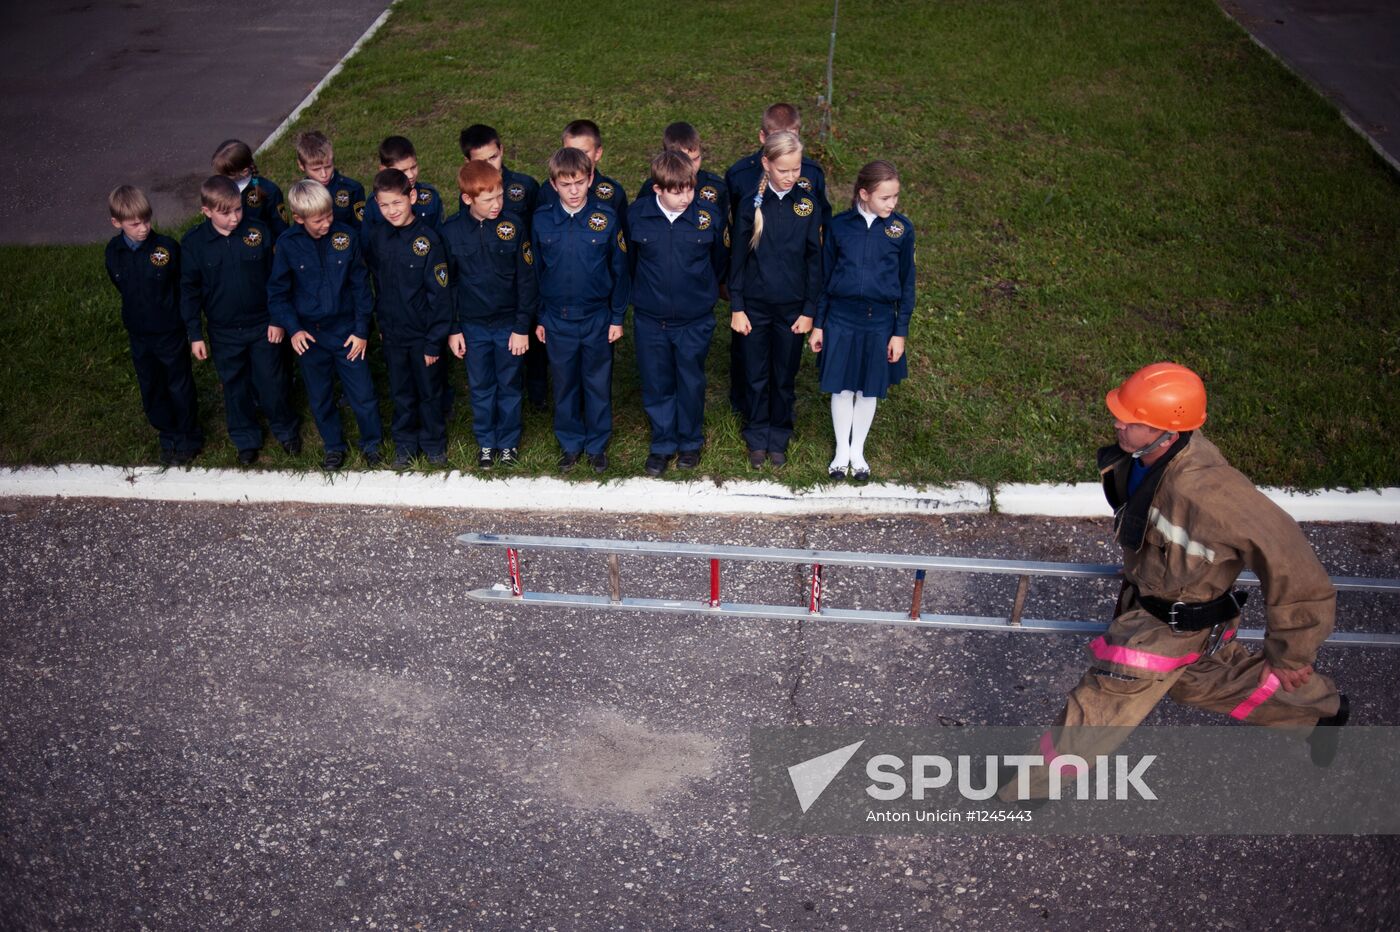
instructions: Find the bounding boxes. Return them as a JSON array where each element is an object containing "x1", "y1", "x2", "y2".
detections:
[
  {"x1": 1230, "y1": 673, "x2": 1281, "y2": 720},
  {"x1": 1039, "y1": 730, "x2": 1085, "y2": 775},
  {"x1": 1089, "y1": 629, "x2": 1235, "y2": 673}
]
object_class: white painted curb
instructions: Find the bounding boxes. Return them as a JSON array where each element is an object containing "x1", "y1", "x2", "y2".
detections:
[
  {"x1": 0, "y1": 466, "x2": 986, "y2": 517},
  {"x1": 996, "y1": 482, "x2": 1400, "y2": 524}
]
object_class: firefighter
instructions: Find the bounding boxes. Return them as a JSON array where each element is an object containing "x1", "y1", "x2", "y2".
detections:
[{"x1": 1000, "y1": 362, "x2": 1350, "y2": 802}]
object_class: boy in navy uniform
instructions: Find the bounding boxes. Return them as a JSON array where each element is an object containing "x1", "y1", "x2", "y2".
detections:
[
  {"x1": 531, "y1": 147, "x2": 631, "y2": 474},
  {"x1": 444, "y1": 161, "x2": 539, "y2": 469},
  {"x1": 295, "y1": 130, "x2": 365, "y2": 227},
  {"x1": 104, "y1": 185, "x2": 203, "y2": 465},
  {"x1": 537, "y1": 120, "x2": 628, "y2": 229},
  {"x1": 457, "y1": 122, "x2": 548, "y2": 410},
  {"x1": 362, "y1": 135, "x2": 444, "y2": 234},
  {"x1": 628, "y1": 151, "x2": 728, "y2": 476},
  {"x1": 179, "y1": 176, "x2": 301, "y2": 464},
  {"x1": 213, "y1": 139, "x2": 288, "y2": 239},
  {"x1": 633, "y1": 122, "x2": 729, "y2": 232},
  {"x1": 362, "y1": 169, "x2": 454, "y2": 468},
  {"x1": 267, "y1": 180, "x2": 383, "y2": 471}
]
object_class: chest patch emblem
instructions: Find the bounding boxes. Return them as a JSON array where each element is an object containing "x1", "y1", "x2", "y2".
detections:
[
  {"x1": 149, "y1": 246, "x2": 171, "y2": 267},
  {"x1": 588, "y1": 212, "x2": 609, "y2": 232},
  {"x1": 696, "y1": 209, "x2": 713, "y2": 231},
  {"x1": 411, "y1": 235, "x2": 431, "y2": 256},
  {"x1": 242, "y1": 227, "x2": 263, "y2": 247},
  {"x1": 331, "y1": 232, "x2": 350, "y2": 251},
  {"x1": 793, "y1": 197, "x2": 814, "y2": 218},
  {"x1": 496, "y1": 221, "x2": 516, "y2": 241},
  {"x1": 594, "y1": 182, "x2": 614, "y2": 201},
  {"x1": 507, "y1": 183, "x2": 525, "y2": 202},
  {"x1": 334, "y1": 189, "x2": 350, "y2": 208},
  {"x1": 698, "y1": 185, "x2": 718, "y2": 203},
  {"x1": 885, "y1": 220, "x2": 905, "y2": 239}
]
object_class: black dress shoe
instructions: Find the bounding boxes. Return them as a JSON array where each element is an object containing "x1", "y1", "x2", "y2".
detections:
[
  {"x1": 589, "y1": 451, "x2": 609, "y2": 474},
  {"x1": 1309, "y1": 694, "x2": 1350, "y2": 767},
  {"x1": 280, "y1": 435, "x2": 303, "y2": 455},
  {"x1": 170, "y1": 449, "x2": 198, "y2": 467},
  {"x1": 159, "y1": 448, "x2": 175, "y2": 466},
  {"x1": 644, "y1": 453, "x2": 669, "y2": 477},
  {"x1": 237, "y1": 448, "x2": 259, "y2": 466},
  {"x1": 392, "y1": 450, "x2": 415, "y2": 470},
  {"x1": 558, "y1": 451, "x2": 581, "y2": 473},
  {"x1": 363, "y1": 449, "x2": 383, "y2": 468},
  {"x1": 828, "y1": 466, "x2": 847, "y2": 481},
  {"x1": 852, "y1": 466, "x2": 871, "y2": 483},
  {"x1": 748, "y1": 449, "x2": 767, "y2": 468},
  {"x1": 477, "y1": 447, "x2": 495, "y2": 469},
  {"x1": 769, "y1": 450, "x2": 787, "y2": 467},
  {"x1": 676, "y1": 450, "x2": 700, "y2": 469},
  {"x1": 426, "y1": 452, "x2": 448, "y2": 467},
  {"x1": 322, "y1": 450, "x2": 346, "y2": 471}
]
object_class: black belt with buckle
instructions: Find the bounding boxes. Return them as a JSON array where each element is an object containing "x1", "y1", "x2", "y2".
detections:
[{"x1": 1134, "y1": 586, "x2": 1249, "y2": 632}]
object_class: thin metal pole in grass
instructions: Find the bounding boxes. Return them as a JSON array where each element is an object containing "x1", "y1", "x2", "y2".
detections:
[{"x1": 818, "y1": 0, "x2": 839, "y2": 143}]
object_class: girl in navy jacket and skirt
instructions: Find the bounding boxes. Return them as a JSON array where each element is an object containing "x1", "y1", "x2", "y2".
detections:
[{"x1": 809, "y1": 161, "x2": 915, "y2": 481}]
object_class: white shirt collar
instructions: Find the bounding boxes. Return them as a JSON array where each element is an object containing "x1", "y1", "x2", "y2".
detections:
[
  {"x1": 857, "y1": 204, "x2": 877, "y2": 227},
  {"x1": 563, "y1": 203, "x2": 583, "y2": 218},
  {"x1": 658, "y1": 201, "x2": 683, "y2": 223},
  {"x1": 236, "y1": 176, "x2": 251, "y2": 193},
  {"x1": 769, "y1": 184, "x2": 792, "y2": 201}
]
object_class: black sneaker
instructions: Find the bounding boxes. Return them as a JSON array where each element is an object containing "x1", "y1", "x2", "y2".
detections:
[
  {"x1": 323, "y1": 450, "x2": 346, "y2": 471},
  {"x1": 477, "y1": 447, "x2": 494, "y2": 469},
  {"x1": 644, "y1": 453, "x2": 669, "y2": 477},
  {"x1": 426, "y1": 452, "x2": 448, "y2": 467},
  {"x1": 558, "y1": 451, "x2": 581, "y2": 473},
  {"x1": 392, "y1": 450, "x2": 415, "y2": 470},
  {"x1": 1309, "y1": 694, "x2": 1350, "y2": 767},
  {"x1": 363, "y1": 449, "x2": 383, "y2": 468},
  {"x1": 237, "y1": 448, "x2": 259, "y2": 466},
  {"x1": 279, "y1": 435, "x2": 303, "y2": 455},
  {"x1": 677, "y1": 450, "x2": 700, "y2": 470},
  {"x1": 769, "y1": 450, "x2": 787, "y2": 467},
  {"x1": 589, "y1": 451, "x2": 608, "y2": 474},
  {"x1": 748, "y1": 449, "x2": 767, "y2": 468},
  {"x1": 497, "y1": 447, "x2": 519, "y2": 467}
]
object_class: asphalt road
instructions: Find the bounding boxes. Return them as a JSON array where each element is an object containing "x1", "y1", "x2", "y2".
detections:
[
  {"x1": 1, "y1": 498, "x2": 1397, "y2": 929},
  {"x1": 0, "y1": 0, "x2": 389, "y2": 245}
]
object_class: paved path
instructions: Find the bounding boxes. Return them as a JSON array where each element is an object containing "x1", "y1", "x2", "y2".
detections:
[
  {"x1": 1221, "y1": 0, "x2": 1400, "y2": 169},
  {"x1": 0, "y1": 0, "x2": 390, "y2": 245},
  {"x1": 1, "y1": 499, "x2": 1396, "y2": 928}
]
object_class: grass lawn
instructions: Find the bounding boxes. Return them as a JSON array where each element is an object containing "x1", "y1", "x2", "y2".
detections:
[{"x1": 2, "y1": 0, "x2": 1397, "y2": 489}]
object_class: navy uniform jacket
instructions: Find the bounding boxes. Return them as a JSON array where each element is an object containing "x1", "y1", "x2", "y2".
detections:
[
  {"x1": 440, "y1": 210, "x2": 539, "y2": 336},
  {"x1": 363, "y1": 181, "x2": 445, "y2": 235},
  {"x1": 727, "y1": 186, "x2": 823, "y2": 316},
  {"x1": 241, "y1": 176, "x2": 288, "y2": 239},
  {"x1": 627, "y1": 196, "x2": 727, "y2": 323},
  {"x1": 320, "y1": 171, "x2": 367, "y2": 228},
  {"x1": 361, "y1": 217, "x2": 453, "y2": 355},
  {"x1": 725, "y1": 151, "x2": 831, "y2": 229},
  {"x1": 537, "y1": 172, "x2": 629, "y2": 229},
  {"x1": 267, "y1": 222, "x2": 374, "y2": 338},
  {"x1": 502, "y1": 166, "x2": 541, "y2": 229},
  {"x1": 531, "y1": 201, "x2": 631, "y2": 325},
  {"x1": 104, "y1": 232, "x2": 183, "y2": 338},
  {"x1": 815, "y1": 209, "x2": 917, "y2": 336},
  {"x1": 179, "y1": 217, "x2": 274, "y2": 341},
  {"x1": 633, "y1": 169, "x2": 728, "y2": 228}
]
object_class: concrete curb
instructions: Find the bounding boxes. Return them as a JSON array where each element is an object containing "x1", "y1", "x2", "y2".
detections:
[{"x1": 2, "y1": 465, "x2": 1398, "y2": 522}]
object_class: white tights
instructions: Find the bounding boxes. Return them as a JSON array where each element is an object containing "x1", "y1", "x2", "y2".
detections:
[{"x1": 829, "y1": 390, "x2": 878, "y2": 471}]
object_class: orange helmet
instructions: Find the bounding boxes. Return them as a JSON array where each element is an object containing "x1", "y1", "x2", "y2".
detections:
[{"x1": 1106, "y1": 362, "x2": 1207, "y2": 432}]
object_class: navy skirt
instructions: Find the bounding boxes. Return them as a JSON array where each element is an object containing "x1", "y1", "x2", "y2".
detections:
[{"x1": 817, "y1": 303, "x2": 907, "y2": 399}]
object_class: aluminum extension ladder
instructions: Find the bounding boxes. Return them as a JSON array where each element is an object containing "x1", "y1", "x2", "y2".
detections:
[{"x1": 457, "y1": 533, "x2": 1400, "y2": 648}]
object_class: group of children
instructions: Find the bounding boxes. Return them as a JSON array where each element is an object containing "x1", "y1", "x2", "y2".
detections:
[{"x1": 104, "y1": 103, "x2": 916, "y2": 480}]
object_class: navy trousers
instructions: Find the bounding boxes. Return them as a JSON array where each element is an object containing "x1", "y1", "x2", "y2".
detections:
[
  {"x1": 384, "y1": 342, "x2": 447, "y2": 457},
  {"x1": 740, "y1": 300, "x2": 805, "y2": 454},
  {"x1": 634, "y1": 313, "x2": 714, "y2": 455},
  {"x1": 208, "y1": 324, "x2": 299, "y2": 451},
  {"x1": 129, "y1": 331, "x2": 202, "y2": 454},
  {"x1": 729, "y1": 325, "x2": 747, "y2": 416},
  {"x1": 543, "y1": 311, "x2": 613, "y2": 455},
  {"x1": 462, "y1": 321, "x2": 525, "y2": 449},
  {"x1": 296, "y1": 320, "x2": 382, "y2": 454}
]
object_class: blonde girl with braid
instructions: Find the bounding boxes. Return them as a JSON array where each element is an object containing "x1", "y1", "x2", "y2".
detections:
[{"x1": 726, "y1": 131, "x2": 824, "y2": 467}]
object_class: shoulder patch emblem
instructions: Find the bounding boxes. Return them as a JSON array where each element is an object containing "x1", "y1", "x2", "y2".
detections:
[
  {"x1": 793, "y1": 197, "x2": 814, "y2": 218},
  {"x1": 616, "y1": 230, "x2": 627, "y2": 253},
  {"x1": 434, "y1": 262, "x2": 448, "y2": 288},
  {"x1": 149, "y1": 246, "x2": 171, "y2": 267},
  {"x1": 417, "y1": 189, "x2": 433, "y2": 205},
  {"x1": 699, "y1": 185, "x2": 719, "y2": 203},
  {"x1": 411, "y1": 235, "x2": 431, "y2": 256},
  {"x1": 885, "y1": 220, "x2": 906, "y2": 239},
  {"x1": 245, "y1": 186, "x2": 263, "y2": 207},
  {"x1": 795, "y1": 176, "x2": 813, "y2": 192},
  {"x1": 353, "y1": 200, "x2": 365, "y2": 222},
  {"x1": 496, "y1": 220, "x2": 516, "y2": 241},
  {"x1": 588, "y1": 212, "x2": 609, "y2": 232},
  {"x1": 594, "y1": 182, "x2": 614, "y2": 200},
  {"x1": 522, "y1": 239, "x2": 534, "y2": 265},
  {"x1": 723, "y1": 226, "x2": 731, "y2": 248},
  {"x1": 696, "y1": 209, "x2": 713, "y2": 231},
  {"x1": 277, "y1": 203, "x2": 289, "y2": 224},
  {"x1": 331, "y1": 231, "x2": 351, "y2": 251},
  {"x1": 334, "y1": 189, "x2": 350, "y2": 208},
  {"x1": 507, "y1": 182, "x2": 526, "y2": 202},
  {"x1": 242, "y1": 227, "x2": 263, "y2": 247}
]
